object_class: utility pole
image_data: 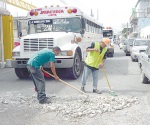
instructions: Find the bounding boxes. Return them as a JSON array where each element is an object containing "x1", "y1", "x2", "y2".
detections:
[
  {"x1": 97, "y1": 9, "x2": 99, "y2": 20},
  {"x1": 90, "y1": 9, "x2": 94, "y2": 17},
  {"x1": 127, "y1": 22, "x2": 128, "y2": 39}
]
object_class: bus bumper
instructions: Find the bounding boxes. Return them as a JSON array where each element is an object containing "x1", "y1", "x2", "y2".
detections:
[{"x1": 6, "y1": 58, "x2": 74, "y2": 68}]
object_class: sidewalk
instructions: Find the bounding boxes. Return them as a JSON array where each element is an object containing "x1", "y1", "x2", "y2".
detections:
[{"x1": 0, "y1": 61, "x2": 5, "y2": 68}]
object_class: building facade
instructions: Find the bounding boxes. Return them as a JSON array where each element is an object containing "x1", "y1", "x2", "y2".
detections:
[{"x1": 130, "y1": 0, "x2": 150, "y2": 38}]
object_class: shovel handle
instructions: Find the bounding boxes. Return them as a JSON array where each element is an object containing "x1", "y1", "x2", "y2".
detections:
[
  {"x1": 102, "y1": 66, "x2": 112, "y2": 90},
  {"x1": 41, "y1": 67, "x2": 88, "y2": 96}
]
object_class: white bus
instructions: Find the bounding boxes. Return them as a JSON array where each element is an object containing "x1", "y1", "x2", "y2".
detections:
[{"x1": 8, "y1": 6, "x2": 103, "y2": 79}]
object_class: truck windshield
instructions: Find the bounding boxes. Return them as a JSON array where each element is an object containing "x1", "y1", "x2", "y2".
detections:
[
  {"x1": 103, "y1": 30, "x2": 113, "y2": 38},
  {"x1": 134, "y1": 40, "x2": 149, "y2": 46},
  {"x1": 27, "y1": 17, "x2": 81, "y2": 34}
]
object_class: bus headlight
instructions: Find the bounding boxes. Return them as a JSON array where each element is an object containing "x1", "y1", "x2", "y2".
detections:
[
  {"x1": 12, "y1": 52, "x2": 20, "y2": 57},
  {"x1": 60, "y1": 50, "x2": 73, "y2": 56}
]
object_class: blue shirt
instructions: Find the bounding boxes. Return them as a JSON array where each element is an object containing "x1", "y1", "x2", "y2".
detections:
[{"x1": 27, "y1": 48, "x2": 55, "y2": 69}]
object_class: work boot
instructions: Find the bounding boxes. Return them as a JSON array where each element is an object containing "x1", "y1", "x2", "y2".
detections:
[
  {"x1": 81, "y1": 86, "x2": 85, "y2": 92},
  {"x1": 39, "y1": 97, "x2": 51, "y2": 104},
  {"x1": 93, "y1": 89, "x2": 102, "y2": 94}
]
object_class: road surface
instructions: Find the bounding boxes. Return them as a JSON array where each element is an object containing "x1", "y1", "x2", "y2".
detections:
[{"x1": 0, "y1": 44, "x2": 150, "y2": 125}]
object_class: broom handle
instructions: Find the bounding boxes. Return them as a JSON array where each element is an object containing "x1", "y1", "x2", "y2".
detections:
[
  {"x1": 102, "y1": 67, "x2": 112, "y2": 90},
  {"x1": 41, "y1": 67, "x2": 88, "y2": 96}
]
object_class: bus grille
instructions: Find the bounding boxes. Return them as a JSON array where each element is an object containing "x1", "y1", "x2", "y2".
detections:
[{"x1": 24, "y1": 38, "x2": 54, "y2": 52}]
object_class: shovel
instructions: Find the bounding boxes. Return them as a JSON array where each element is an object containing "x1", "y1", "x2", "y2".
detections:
[{"x1": 41, "y1": 67, "x2": 89, "y2": 102}]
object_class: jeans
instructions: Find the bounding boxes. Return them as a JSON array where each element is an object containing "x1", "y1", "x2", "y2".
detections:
[
  {"x1": 27, "y1": 65, "x2": 46, "y2": 102},
  {"x1": 81, "y1": 66, "x2": 99, "y2": 89}
]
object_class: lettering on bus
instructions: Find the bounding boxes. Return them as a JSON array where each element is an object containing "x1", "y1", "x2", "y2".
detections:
[
  {"x1": 29, "y1": 19, "x2": 52, "y2": 24},
  {"x1": 40, "y1": 10, "x2": 64, "y2": 14}
]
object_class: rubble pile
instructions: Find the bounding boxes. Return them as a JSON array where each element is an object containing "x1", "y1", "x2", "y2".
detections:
[
  {"x1": 42, "y1": 95, "x2": 139, "y2": 118},
  {"x1": 0, "y1": 93, "x2": 139, "y2": 118}
]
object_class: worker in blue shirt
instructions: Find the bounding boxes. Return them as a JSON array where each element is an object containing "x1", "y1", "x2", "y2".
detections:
[{"x1": 27, "y1": 47, "x2": 61, "y2": 104}]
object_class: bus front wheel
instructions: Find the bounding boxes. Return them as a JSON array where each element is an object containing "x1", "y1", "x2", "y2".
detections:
[
  {"x1": 68, "y1": 52, "x2": 82, "y2": 79},
  {"x1": 15, "y1": 68, "x2": 30, "y2": 79}
]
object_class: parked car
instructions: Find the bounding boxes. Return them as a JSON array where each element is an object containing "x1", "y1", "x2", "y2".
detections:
[
  {"x1": 130, "y1": 39, "x2": 150, "y2": 62},
  {"x1": 123, "y1": 40, "x2": 127, "y2": 52},
  {"x1": 119, "y1": 39, "x2": 126, "y2": 49},
  {"x1": 14, "y1": 38, "x2": 20, "y2": 48},
  {"x1": 125, "y1": 38, "x2": 135, "y2": 56},
  {"x1": 138, "y1": 45, "x2": 150, "y2": 84},
  {"x1": 119, "y1": 43, "x2": 123, "y2": 49}
]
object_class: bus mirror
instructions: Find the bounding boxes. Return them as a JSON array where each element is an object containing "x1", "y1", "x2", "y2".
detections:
[
  {"x1": 81, "y1": 18, "x2": 85, "y2": 29},
  {"x1": 19, "y1": 32, "x2": 22, "y2": 38},
  {"x1": 80, "y1": 29, "x2": 85, "y2": 34}
]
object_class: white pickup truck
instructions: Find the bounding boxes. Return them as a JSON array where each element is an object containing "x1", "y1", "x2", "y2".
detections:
[
  {"x1": 138, "y1": 45, "x2": 150, "y2": 84},
  {"x1": 131, "y1": 39, "x2": 150, "y2": 62}
]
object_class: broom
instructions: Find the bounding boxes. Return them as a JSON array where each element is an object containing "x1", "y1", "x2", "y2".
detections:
[{"x1": 102, "y1": 67, "x2": 117, "y2": 96}]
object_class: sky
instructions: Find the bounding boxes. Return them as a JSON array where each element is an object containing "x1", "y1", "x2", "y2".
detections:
[{"x1": 5, "y1": 0, "x2": 137, "y2": 32}]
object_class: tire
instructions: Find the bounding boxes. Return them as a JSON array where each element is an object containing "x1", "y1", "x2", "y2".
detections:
[
  {"x1": 141, "y1": 71, "x2": 149, "y2": 84},
  {"x1": 15, "y1": 68, "x2": 30, "y2": 79},
  {"x1": 135, "y1": 59, "x2": 138, "y2": 62},
  {"x1": 67, "y1": 52, "x2": 82, "y2": 79},
  {"x1": 126, "y1": 53, "x2": 129, "y2": 56},
  {"x1": 131, "y1": 57, "x2": 135, "y2": 62},
  {"x1": 107, "y1": 53, "x2": 113, "y2": 57},
  {"x1": 110, "y1": 53, "x2": 113, "y2": 57},
  {"x1": 107, "y1": 54, "x2": 110, "y2": 57}
]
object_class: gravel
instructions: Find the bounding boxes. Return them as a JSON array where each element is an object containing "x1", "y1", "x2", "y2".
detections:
[{"x1": 0, "y1": 93, "x2": 139, "y2": 118}]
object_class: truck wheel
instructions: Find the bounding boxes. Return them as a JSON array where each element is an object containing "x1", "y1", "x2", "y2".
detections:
[
  {"x1": 108, "y1": 53, "x2": 113, "y2": 57},
  {"x1": 111, "y1": 53, "x2": 113, "y2": 57},
  {"x1": 131, "y1": 57, "x2": 135, "y2": 62},
  {"x1": 141, "y1": 71, "x2": 149, "y2": 84},
  {"x1": 68, "y1": 52, "x2": 82, "y2": 79},
  {"x1": 15, "y1": 68, "x2": 30, "y2": 79}
]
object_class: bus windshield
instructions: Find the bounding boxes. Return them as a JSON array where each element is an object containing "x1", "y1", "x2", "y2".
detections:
[
  {"x1": 28, "y1": 17, "x2": 81, "y2": 34},
  {"x1": 103, "y1": 30, "x2": 113, "y2": 38}
]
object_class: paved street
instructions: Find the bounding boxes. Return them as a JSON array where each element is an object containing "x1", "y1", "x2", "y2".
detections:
[{"x1": 0, "y1": 44, "x2": 150, "y2": 125}]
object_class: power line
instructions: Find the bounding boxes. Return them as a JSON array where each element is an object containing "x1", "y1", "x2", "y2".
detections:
[{"x1": 59, "y1": 0, "x2": 67, "y2": 5}]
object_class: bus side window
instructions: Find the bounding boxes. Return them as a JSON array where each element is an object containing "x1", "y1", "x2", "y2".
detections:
[
  {"x1": 85, "y1": 19, "x2": 88, "y2": 32},
  {"x1": 89, "y1": 21, "x2": 91, "y2": 32},
  {"x1": 87, "y1": 20, "x2": 90, "y2": 32},
  {"x1": 81, "y1": 18, "x2": 86, "y2": 30}
]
